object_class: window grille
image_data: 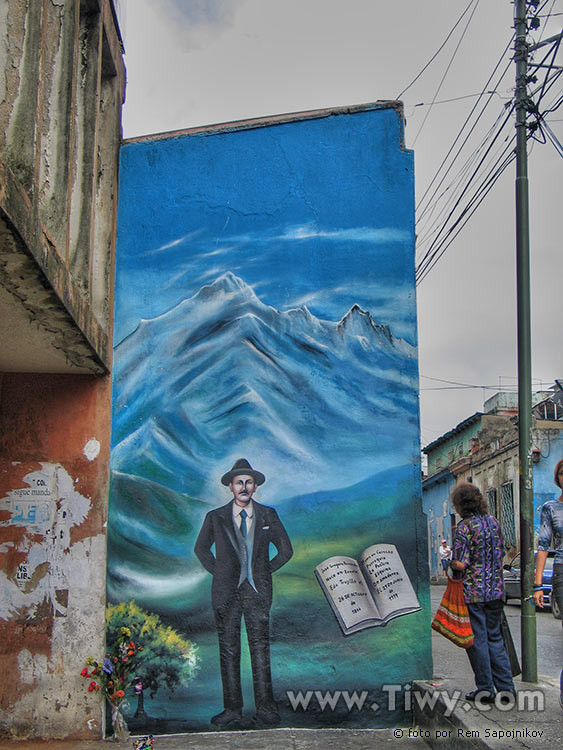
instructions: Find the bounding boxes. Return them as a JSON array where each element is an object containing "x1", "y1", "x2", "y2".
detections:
[
  {"x1": 500, "y1": 481, "x2": 516, "y2": 547},
  {"x1": 485, "y1": 488, "x2": 498, "y2": 518}
]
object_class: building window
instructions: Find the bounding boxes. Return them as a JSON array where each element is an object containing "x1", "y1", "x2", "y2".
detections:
[
  {"x1": 485, "y1": 488, "x2": 498, "y2": 518},
  {"x1": 500, "y1": 481, "x2": 516, "y2": 548}
]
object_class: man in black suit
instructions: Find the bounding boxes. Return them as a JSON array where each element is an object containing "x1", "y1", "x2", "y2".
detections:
[{"x1": 194, "y1": 458, "x2": 293, "y2": 728}]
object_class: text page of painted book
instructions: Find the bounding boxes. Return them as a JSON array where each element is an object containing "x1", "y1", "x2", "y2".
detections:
[
  {"x1": 315, "y1": 557, "x2": 380, "y2": 631},
  {"x1": 359, "y1": 544, "x2": 420, "y2": 620}
]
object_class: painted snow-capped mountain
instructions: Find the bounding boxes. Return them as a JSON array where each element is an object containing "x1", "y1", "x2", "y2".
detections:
[{"x1": 111, "y1": 272, "x2": 419, "y2": 502}]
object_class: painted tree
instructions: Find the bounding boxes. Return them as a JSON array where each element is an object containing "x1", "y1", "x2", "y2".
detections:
[{"x1": 106, "y1": 601, "x2": 199, "y2": 717}]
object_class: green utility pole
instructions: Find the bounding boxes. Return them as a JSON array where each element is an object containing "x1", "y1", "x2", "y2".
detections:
[{"x1": 514, "y1": 0, "x2": 536, "y2": 683}]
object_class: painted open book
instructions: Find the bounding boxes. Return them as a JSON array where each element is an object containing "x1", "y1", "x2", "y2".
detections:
[{"x1": 315, "y1": 543, "x2": 421, "y2": 635}]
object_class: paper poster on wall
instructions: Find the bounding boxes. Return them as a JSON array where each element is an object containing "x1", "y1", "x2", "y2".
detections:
[{"x1": 109, "y1": 103, "x2": 431, "y2": 734}]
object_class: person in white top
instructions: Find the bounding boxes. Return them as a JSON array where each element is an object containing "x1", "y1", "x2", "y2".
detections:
[{"x1": 439, "y1": 539, "x2": 452, "y2": 572}]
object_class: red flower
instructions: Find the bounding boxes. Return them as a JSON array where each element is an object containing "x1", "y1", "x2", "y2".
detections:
[
  {"x1": 81, "y1": 668, "x2": 89, "y2": 677},
  {"x1": 88, "y1": 681, "x2": 98, "y2": 692},
  {"x1": 116, "y1": 689, "x2": 125, "y2": 698}
]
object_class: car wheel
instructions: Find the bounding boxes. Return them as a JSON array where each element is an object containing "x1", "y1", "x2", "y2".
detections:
[{"x1": 551, "y1": 593, "x2": 561, "y2": 620}]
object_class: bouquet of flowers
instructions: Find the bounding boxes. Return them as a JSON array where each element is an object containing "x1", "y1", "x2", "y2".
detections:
[{"x1": 80, "y1": 626, "x2": 143, "y2": 740}]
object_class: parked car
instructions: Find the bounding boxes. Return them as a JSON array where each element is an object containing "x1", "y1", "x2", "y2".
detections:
[{"x1": 503, "y1": 550, "x2": 560, "y2": 619}]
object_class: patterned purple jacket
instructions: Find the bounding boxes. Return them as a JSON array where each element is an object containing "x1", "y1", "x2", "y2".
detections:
[{"x1": 453, "y1": 514, "x2": 506, "y2": 603}]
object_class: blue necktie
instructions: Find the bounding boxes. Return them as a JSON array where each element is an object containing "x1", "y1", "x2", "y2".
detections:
[{"x1": 240, "y1": 509, "x2": 247, "y2": 539}]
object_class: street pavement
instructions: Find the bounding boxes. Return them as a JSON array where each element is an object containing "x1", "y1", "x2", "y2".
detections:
[
  {"x1": 429, "y1": 582, "x2": 563, "y2": 686},
  {"x1": 0, "y1": 728, "x2": 429, "y2": 750},
  {"x1": 2, "y1": 584, "x2": 561, "y2": 749},
  {"x1": 417, "y1": 582, "x2": 563, "y2": 748}
]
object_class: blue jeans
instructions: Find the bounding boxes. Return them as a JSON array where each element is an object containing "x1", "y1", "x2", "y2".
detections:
[{"x1": 466, "y1": 599, "x2": 515, "y2": 693}]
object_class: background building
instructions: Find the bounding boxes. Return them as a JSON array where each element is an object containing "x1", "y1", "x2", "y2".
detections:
[
  {"x1": 423, "y1": 384, "x2": 563, "y2": 578},
  {"x1": 0, "y1": 1, "x2": 124, "y2": 739}
]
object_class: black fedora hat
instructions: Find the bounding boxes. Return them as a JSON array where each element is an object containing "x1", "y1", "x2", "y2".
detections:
[{"x1": 221, "y1": 458, "x2": 265, "y2": 486}]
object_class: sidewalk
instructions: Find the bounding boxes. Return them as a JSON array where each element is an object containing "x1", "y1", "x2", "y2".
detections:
[
  {"x1": 2, "y1": 679, "x2": 560, "y2": 750},
  {"x1": 0, "y1": 728, "x2": 428, "y2": 750},
  {"x1": 413, "y1": 674, "x2": 562, "y2": 749}
]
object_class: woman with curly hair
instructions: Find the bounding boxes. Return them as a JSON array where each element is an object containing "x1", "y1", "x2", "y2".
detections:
[{"x1": 450, "y1": 481, "x2": 515, "y2": 703}]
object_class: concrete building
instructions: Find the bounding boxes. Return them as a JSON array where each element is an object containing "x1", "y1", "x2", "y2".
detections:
[
  {"x1": 0, "y1": 0, "x2": 124, "y2": 740},
  {"x1": 422, "y1": 386, "x2": 563, "y2": 578}
]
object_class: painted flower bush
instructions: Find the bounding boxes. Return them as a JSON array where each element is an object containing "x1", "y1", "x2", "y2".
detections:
[
  {"x1": 103, "y1": 601, "x2": 200, "y2": 719},
  {"x1": 81, "y1": 601, "x2": 200, "y2": 738}
]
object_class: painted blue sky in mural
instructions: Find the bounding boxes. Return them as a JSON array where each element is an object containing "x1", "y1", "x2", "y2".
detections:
[
  {"x1": 115, "y1": 222, "x2": 414, "y2": 346},
  {"x1": 115, "y1": 107, "x2": 416, "y2": 347}
]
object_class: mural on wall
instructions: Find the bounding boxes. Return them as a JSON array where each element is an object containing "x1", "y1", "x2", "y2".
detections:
[{"x1": 109, "y1": 104, "x2": 432, "y2": 734}]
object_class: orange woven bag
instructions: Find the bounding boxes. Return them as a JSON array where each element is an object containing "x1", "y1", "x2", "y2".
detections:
[{"x1": 431, "y1": 575, "x2": 474, "y2": 649}]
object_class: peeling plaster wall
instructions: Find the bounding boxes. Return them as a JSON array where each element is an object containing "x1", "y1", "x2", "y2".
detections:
[{"x1": 0, "y1": 372, "x2": 111, "y2": 740}]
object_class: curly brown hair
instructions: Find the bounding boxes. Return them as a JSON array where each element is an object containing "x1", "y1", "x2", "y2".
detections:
[
  {"x1": 554, "y1": 458, "x2": 563, "y2": 490},
  {"x1": 451, "y1": 481, "x2": 488, "y2": 518}
]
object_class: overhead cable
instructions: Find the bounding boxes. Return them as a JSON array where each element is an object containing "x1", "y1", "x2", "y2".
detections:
[
  {"x1": 412, "y1": 0, "x2": 481, "y2": 146},
  {"x1": 415, "y1": 5, "x2": 562, "y2": 283},
  {"x1": 396, "y1": 0, "x2": 479, "y2": 100},
  {"x1": 415, "y1": 39, "x2": 514, "y2": 221},
  {"x1": 415, "y1": 104, "x2": 515, "y2": 278},
  {"x1": 416, "y1": 99, "x2": 513, "y2": 244}
]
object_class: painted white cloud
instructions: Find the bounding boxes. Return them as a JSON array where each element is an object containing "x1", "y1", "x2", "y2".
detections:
[
  {"x1": 276, "y1": 224, "x2": 411, "y2": 243},
  {"x1": 141, "y1": 229, "x2": 204, "y2": 256}
]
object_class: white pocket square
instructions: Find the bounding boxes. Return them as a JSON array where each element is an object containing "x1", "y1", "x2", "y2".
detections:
[{"x1": 262, "y1": 525, "x2": 270, "y2": 530}]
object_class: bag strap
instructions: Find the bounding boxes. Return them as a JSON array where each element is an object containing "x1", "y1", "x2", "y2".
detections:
[{"x1": 446, "y1": 566, "x2": 464, "y2": 581}]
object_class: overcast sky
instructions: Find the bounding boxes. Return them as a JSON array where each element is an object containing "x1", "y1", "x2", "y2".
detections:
[{"x1": 118, "y1": 0, "x2": 562, "y2": 448}]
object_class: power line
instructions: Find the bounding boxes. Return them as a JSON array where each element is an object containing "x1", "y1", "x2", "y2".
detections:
[
  {"x1": 412, "y1": 0, "x2": 481, "y2": 147},
  {"x1": 414, "y1": 2, "x2": 563, "y2": 283},
  {"x1": 410, "y1": 91, "x2": 510, "y2": 108},
  {"x1": 396, "y1": 0, "x2": 479, "y2": 100},
  {"x1": 416, "y1": 111, "x2": 515, "y2": 247},
  {"x1": 415, "y1": 38, "x2": 514, "y2": 223},
  {"x1": 416, "y1": 149, "x2": 516, "y2": 284},
  {"x1": 415, "y1": 107, "x2": 516, "y2": 283},
  {"x1": 415, "y1": 101, "x2": 513, "y2": 248}
]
